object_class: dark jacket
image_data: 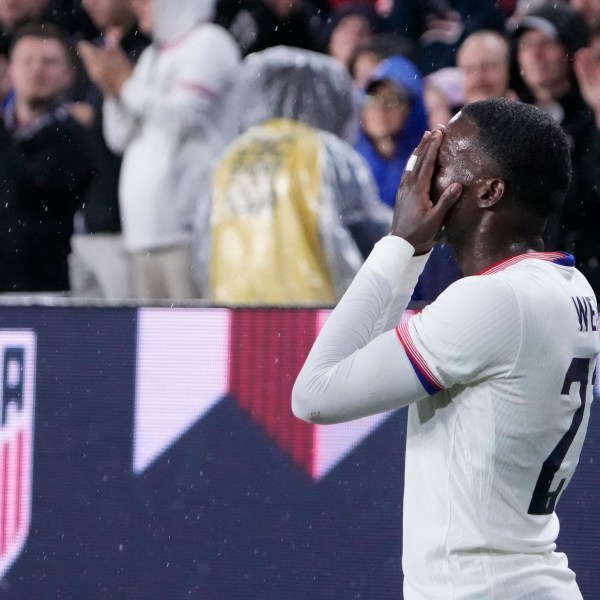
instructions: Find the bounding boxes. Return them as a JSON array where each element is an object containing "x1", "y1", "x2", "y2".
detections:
[
  {"x1": 0, "y1": 102, "x2": 93, "y2": 291},
  {"x1": 528, "y1": 86, "x2": 600, "y2": 296},
  {"x1": 78, "y1": 26, "x2": 150, "y2": 234}
]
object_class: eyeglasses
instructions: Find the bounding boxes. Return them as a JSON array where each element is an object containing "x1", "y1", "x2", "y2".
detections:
[{"x1": 363, "y1": 93, "x2": 410, "y2": 110}]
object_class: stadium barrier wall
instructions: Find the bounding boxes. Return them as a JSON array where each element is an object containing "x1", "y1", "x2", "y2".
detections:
[{"x1": 0, "y1": 305, "x2": 598, "y2": 599}]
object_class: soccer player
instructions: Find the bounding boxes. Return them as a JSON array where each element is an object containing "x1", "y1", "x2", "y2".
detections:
[{"x1": 292, "y1": 98, "x2": 599, "y2": 599}]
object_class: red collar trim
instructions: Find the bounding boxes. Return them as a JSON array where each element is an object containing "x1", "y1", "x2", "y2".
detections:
[{"x1": 478, "y1": 252, "x2": 574, "y2": 276}]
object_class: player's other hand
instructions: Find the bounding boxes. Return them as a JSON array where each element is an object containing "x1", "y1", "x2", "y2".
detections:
[{"x1": 390, "y1": 129, "x2": 462, "y2": 255}]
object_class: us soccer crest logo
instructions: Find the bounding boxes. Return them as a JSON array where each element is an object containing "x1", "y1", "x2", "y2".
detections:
[{"x1": 0, "y1": 332, "x2": 36, "y2": 580}]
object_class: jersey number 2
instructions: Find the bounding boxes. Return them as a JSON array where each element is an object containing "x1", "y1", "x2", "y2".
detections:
[{"x1": 528, "y1": 357, "x2": 594, "y2": 515}]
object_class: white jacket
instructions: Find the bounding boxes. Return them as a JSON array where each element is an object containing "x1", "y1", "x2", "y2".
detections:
[{"x1": 103, "y1": 0, "x2": 240, "y2": 251}]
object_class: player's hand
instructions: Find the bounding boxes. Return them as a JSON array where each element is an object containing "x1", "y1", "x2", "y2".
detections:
[{"x1": 390, "y1": 129, "x2": 462, "y2": 255}]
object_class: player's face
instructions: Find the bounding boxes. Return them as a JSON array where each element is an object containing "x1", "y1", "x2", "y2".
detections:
[{"x1": 431, "y1": 114, "x2": 487, "y2": 245}]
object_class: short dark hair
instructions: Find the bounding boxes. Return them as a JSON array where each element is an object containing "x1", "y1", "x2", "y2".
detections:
[
  {"x1": 10, "y1": 21, "x2": 72, "y2": 62},
  {"x1": 461, "y1": 98, "x2": 571, "y2": 219}
]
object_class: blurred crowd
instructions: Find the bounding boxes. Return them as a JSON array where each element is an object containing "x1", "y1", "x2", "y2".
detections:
[{"x1": 0, "y1": 0, "x2": 598, "y2": 304}]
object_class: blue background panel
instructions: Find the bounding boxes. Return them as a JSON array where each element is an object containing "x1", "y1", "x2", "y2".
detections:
[{"x1": 0, "y1": 306, "x2": 596, "y2": 599}]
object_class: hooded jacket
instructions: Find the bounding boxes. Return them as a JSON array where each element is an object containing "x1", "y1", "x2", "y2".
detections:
[
  {"x1": 103, "y1": 0, "x2": 240, "y2": 252},
  {"x1": 355, "y1": 55, "x2": 428, "y2": 208}
]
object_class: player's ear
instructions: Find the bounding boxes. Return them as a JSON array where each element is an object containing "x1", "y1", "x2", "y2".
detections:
[{"x1": 477, "y1": 178, "x2": 506, "y2": 209}]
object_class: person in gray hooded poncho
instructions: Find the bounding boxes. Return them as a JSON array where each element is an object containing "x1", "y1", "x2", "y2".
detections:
[{"x1": 194, "y1": 46, "x2": 392, "y2": 305}]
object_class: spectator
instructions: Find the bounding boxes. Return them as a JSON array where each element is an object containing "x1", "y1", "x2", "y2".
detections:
[
  {"x1": 582, "y1": 13, "x2": 600, "y2": 51},
  {"x1": 505, "y1": 0, "x2": 547, "y2": 29},
  {"x1": 326, "y1": 2, "x2": 384, "y2": 69},
  {"x1": 355, "y1": 55, "x2": 462, "y2": 301},
  {"x1": 574, "y1": 31, "x2": 600, "y2": 130},
  {"x1": 512, "y1": 3, "x2": 600, "y2": 293},
  {"x1": 512, "y1": 4, "x2": 589, "y2": 113},
  {"x1": 194, "y1": 47, "x2": 391, "y2": 304},
  {"x1": 0, "y1": 0, "x2": 94, "y2": 51},
  {"x1": 571, "y1": 0, "x2": 600, "y2": 33},
  {"x1": 348, "y1": 32, "x2": 417, "y2": 89},
  {"x1": 0, "y1": 21, "x2": 93, "y2": 292},
  {"x1": 423, "y1": 66, "x2": 464, "y2": 127},
  {"x1": 456, "y1": 30, "x2": 512, "y2": 104},
  {"x1": 0, "y1": 0, "x2": 95, "y2": 104},
  {"x1": 216, "y1": 0, "x2": 323, "y2": 56},
  {"x1": 0, "y1": 0, "x2": 50, "y2": 58},
  {"x1": 384, "y1": 0, "x2": 506, "y2": 75},
  {"x1": 422, "y1": 81, "x2": 453, "y2": 127},
  {"x1": 79, "y1": 0, "x2": 240, "y2": 300},
  {"x1": 355, "y1": 55, "x2": 427, "y2": 209},
  {"x1": 573, "y1": 35, "x2": 600, "y2": 294},
  {"x1": 69, "y1": 0, "x2": 150, "y2": 300},
  {"x1": 574, "y1": 35, "x2": 600, "y2": 127}
]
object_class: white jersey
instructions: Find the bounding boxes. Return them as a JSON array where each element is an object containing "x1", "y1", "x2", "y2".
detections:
[{"x1": 292, "y1": 236, "x2": 599, "y2": 600}]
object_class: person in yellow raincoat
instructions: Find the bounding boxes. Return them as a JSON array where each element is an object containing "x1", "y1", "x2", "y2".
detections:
[{"x1": 194, "y1": 46, "x2": 392, "y2": 305}]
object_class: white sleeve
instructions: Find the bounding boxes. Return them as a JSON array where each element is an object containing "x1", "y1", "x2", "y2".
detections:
[
  {"x1": 118, "y1": 27, "x2": 240, "y2": 139},
  {"x1": 292, "y1": 236, "x2": 431, "y2": 424},
  {"x1": 101, "y1": 47, "x2": 154, "y2": 154},
  {"x1": 102, "y1": 96, "x2": 139, "y2": 154},
  {"x1": 396, "y1": 274, "x2": 521, "y2": 392}
]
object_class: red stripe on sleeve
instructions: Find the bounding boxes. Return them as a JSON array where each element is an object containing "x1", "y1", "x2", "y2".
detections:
[{"x1": 396, "y1": 321, "x2": 444, "y2": 393}]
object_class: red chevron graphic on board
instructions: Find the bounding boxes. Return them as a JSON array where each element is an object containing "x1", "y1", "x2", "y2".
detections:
[{"x1": 133, "y1": 308, "x2": 393, "y2": 480}]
